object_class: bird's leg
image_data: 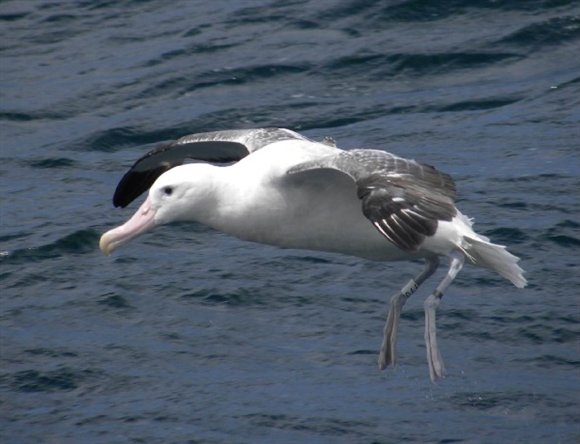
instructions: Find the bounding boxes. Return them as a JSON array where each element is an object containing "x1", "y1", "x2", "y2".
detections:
[
  {"x1": 424, "y1": 250, "x2": 465, "y2": 382},
  {"x1": 378, "y1": 256, "x2": 440, "y2": 370}
]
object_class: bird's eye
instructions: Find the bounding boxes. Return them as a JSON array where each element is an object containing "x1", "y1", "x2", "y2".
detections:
[{"x1": 163, "y1": 186, "x2": 173, "y2": 196}]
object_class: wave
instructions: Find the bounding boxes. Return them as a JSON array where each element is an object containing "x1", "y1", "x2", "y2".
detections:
[
  {"x1": 0, "y1": 367, "x2": 102, "y2": 393},
  {"x1": 0, "y1": 229, "x2": 99, "y2": 265},
  {"x1": 496, "y1": 15, "x2": 580, "y2": 49}
]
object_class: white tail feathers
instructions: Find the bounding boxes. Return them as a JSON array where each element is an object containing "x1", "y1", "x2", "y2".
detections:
[
  {"x1": 462, "y1": 236, "x2": 527, "y2": 288},
  {"x1": 453, "y1": 212, "x2": 527, "y2": 288}
]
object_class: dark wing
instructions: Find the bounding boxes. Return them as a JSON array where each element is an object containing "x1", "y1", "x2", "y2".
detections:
[
  {"x1": 289, "y1": 149, "x2": 457, "y2": 252},
  {"x1": 112, "y1": 139, "x2": 248, "y2": 208},
  {"x1": 112, "y1": 128, "x2": 306, "y2": 208}
]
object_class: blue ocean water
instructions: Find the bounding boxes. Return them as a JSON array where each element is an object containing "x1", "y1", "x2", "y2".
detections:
[{"x1": 1, "y1": 1, "x2": 579, "y2": 443}]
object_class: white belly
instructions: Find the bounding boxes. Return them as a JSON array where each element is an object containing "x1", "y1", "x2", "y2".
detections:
[{"x1": 206, "y1": 142, "x2": 415, "y2": 261}]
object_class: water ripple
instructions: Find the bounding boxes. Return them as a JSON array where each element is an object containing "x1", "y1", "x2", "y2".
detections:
[
  {"x1": 497, "y1": 15, "x2": 580, "y2": 49},
  {"x1": 1, "y1": 367, "x2": 102, "y2": 393},
  {"x1": 0, "y1": 229, "x2": 99, "y2": 265}
]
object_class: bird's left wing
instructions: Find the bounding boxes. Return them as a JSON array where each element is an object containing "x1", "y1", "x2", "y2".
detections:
[
  {"x1": 288, "y1": 149, "x2": 457, "y2": 252},
  {"x1": 112, "y1": 128, "x2": 306, "y2": 208}
]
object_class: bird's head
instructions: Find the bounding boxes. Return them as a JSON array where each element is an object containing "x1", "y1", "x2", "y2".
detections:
[{"x1": 99, "y1": 165, "x2": 213, "y2": 255}]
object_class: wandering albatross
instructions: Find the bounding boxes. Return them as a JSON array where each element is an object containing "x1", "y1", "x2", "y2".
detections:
[{"x1": 100, "y1": 127, "x2": 526, "y2": 381}]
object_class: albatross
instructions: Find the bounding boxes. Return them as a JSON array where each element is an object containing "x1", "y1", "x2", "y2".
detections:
[{"x1": 100, "y1": 127, "x2": 526, "y2": 381}]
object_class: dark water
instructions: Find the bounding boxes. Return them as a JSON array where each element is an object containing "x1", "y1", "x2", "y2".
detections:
[{"x1": 1, "y1": 1, "x2": 579, "y2": 443}]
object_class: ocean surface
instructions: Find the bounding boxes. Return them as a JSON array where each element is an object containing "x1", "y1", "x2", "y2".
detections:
[{"x1": 1, "y1": 1, "x2": 579, "y2": 443}]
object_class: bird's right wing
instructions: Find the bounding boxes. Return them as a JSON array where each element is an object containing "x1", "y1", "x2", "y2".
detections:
[{"x1": 288, "y1": 149, "x2": 457, "y2": 251}]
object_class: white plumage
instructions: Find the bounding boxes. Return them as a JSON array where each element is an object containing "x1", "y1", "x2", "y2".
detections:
[{"x1": 100, "y1": 128, "x2": 526, "y2": 381}]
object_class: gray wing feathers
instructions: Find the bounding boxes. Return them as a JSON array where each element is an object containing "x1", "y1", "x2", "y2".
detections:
[
  {"x1": 290, "y1": 149, "x2": 457, "y2": 251},
  {"x1": 176, "y1": 127, "x2": 307, "y2": 151}
]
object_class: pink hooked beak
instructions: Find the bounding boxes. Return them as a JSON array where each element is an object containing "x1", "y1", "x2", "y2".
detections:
[{"x1": 99, "y1": 196, "x2": 156, "y2": 255}]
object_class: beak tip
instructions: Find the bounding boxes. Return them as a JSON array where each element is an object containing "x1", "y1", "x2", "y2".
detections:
[{"x1": 99, "y1": 233, "x2": 113, "y2": 256}]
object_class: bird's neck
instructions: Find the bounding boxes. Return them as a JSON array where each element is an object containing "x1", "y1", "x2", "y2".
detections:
[{"x1": 179, "y1": 164, "x2": 244, "y2": 230}]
